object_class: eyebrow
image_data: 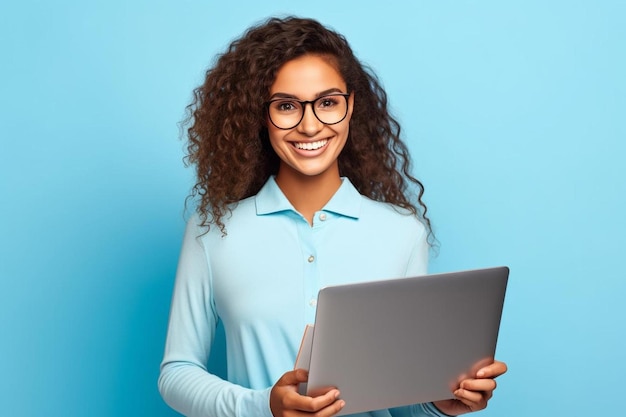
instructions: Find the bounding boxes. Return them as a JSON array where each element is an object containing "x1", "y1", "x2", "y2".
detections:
[{"x1": 269, "y1": 88, "x2": 346, "y2": 101}]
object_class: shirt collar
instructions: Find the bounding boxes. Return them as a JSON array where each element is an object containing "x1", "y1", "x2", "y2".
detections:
[{"x1": 255, "y1": 176, "x2": 361, "y2": 219}]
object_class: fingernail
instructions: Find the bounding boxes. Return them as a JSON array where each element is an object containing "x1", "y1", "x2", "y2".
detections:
[
  {"x1": 339, "y1": 400, "x2": 346, "y2": 408},
  {"x1": 335, "y1": 390, "x2": 341, "y2": 399},
  {"x1": 477, "y1": 370, "x2": 485, "y2": 377}
]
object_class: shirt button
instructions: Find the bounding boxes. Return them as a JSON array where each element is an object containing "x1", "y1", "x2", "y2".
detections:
[
  {"x1": 309, "y1": 298, "x2": 317, "y2": 307},
  {"x1": 307, "y1": 255, "x2": 315, "y2": 263},
  {"x1": 319, "y1": 213, "x2": 327, "y2": 221}
]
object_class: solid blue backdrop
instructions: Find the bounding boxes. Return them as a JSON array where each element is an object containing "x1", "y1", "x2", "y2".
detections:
[{"x1": 1, "y1": 1, "x2": 624, "y2": 416}]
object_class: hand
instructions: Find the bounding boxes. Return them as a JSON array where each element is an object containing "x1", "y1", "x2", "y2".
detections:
[
  {"x1": 432, "y1": 360, "x2": 507, "y2": 416},
  {"x1": 270, "y1": 369, "x2": 345, "y2": 417}
]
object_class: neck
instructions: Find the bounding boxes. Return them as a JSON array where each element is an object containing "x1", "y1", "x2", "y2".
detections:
[{"x1": 275, "y1": 164, "x2": 342, "y2": 225}]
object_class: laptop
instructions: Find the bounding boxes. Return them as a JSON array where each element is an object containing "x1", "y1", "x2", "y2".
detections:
[{"x1": 295, "y1": 266, "x2": 509, "y2": 416}]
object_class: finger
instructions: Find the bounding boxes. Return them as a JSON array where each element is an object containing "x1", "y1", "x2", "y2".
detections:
[
  {"x1": 460, "y1": 378, "x2": 497, "y2": 393},
  {"x1": 276, "y1": 369, "x2": 309, "y2": 386},
  {"x1": 285, "y1": 389, "x2": 341, "y2": 412},
  {"x1": 455, "y1": 386, "x2": 484, "y2": 402},
  {"x1": 476, "y1": 360, "x2": 508, "y2": 378},
  {"x1": 309, "y1": 390, "x2": 343, "y2": 414},
  {"x1": 316, "y1": 398, "x2": 346, "y2": 417},
  {"x1": 454, "y1": 388, "x2": 488, "y2": 410}
]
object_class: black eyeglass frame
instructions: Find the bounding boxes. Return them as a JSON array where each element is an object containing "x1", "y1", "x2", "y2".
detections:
[{"x1": 265, "y1": 93, "x2": 351, "y2": 130}]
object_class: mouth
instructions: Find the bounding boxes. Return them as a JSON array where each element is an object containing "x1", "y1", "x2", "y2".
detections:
[{"x1": 293, "y1": 139, "x2": 330, "y2": 151}]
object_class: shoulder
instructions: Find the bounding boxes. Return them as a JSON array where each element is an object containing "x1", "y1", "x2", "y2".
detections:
[
  {"x1": 359, "y1": 196, "x2": 427, "y2": 236},
  {"x1": 187, "y1": 195, "x2": 264, "y2": 243}
]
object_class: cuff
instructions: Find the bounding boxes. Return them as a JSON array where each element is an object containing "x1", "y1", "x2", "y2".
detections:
[
  {"x1": 419, "y1": 402, "x2": 455, "y2": 417},
  {"x1": 237, "y1": 387, "x2": 274, "y2": 417}
]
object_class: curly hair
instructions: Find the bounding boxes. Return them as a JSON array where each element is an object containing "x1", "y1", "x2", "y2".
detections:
[{"x1": 183, "y1": 16, "x2": 433, "y2": 242}]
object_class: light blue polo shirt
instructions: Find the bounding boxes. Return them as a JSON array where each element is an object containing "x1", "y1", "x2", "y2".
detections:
[{"x1": 159, "y1": 177, "x2": 447, "y2": 417}]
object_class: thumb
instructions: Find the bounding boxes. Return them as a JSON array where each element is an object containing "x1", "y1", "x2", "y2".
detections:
[{"x1": 276, "y1": 369, "x2": 309, "y2": 387}]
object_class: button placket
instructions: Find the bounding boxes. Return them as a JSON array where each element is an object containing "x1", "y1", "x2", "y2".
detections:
[
  {"x1": 296, "y1": 220, "x2": 320, "y2": 324},
  {"x1": 305, "y1": 252, "x2": 317, "y2": 315}
]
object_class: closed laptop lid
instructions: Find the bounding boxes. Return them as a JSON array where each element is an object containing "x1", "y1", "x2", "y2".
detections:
[{"x1": 305, "y1": 266, "x2": 509, "y2": 416}]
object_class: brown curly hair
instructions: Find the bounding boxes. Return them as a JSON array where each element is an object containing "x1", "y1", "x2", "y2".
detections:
[{"x1": 183, "y1": 16, "x2": 433, "y2": 242}]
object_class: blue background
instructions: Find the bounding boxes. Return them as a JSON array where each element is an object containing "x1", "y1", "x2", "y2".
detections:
[{"x1": 1, "y1": 1, "x2": 624, "y2": 416}]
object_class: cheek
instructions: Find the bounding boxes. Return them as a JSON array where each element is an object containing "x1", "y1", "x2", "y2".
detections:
[
  {"x1": 340, "y1": 108, "x2": 354, "y2": 139},
  {"x1": 336, "y1": 121, "x2": 351, "y2": 141}
]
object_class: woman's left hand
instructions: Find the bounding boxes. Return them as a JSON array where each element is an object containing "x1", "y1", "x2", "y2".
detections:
[{"x1": 432, "y1": 360, "x2": 507, "y2": 416}]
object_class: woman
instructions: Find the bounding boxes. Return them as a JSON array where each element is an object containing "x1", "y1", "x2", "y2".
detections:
[{"x1": 159, "y1": 16, "x2": 507, "y2": 417}]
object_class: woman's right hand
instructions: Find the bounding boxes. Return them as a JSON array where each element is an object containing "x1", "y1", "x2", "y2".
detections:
[{"x1": 270, "y1": 369, "x2": 345, "y2": 417}]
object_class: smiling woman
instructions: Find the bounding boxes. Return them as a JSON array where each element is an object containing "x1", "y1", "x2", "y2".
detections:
[
  {"x1": 158, "y1": 16, "x2": 507, "y2": 417},
  {"x1": 179, "y1": 17, "x2": 433, "y2": 238},
  {"x1": 266, "y1": 55, "x2": 355, "y2": 216}
]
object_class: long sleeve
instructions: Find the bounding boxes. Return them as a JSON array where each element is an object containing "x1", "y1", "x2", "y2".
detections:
[
  {"x1": 389, "y1": 403, "x2": 452, "y2": 417},
  {"x1": 395, "y1": 226, "x2": 451, "y2": 417},
  {"x1": 158, "y1": 219, "x2": 273, "y2": 417},
  {"x1": 404, "y1": 222, "x2": 429, "y2": 277}
]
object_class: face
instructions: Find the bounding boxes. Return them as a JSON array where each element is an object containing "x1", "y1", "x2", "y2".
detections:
[{"x1": 267, "y1": 54, "x2": 354, "y2": 180}]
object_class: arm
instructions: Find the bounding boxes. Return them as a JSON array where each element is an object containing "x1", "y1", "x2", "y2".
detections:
[
  {"x1": 404, "y1": 222, "x2": 429, "y2": 277},
  {"x1": 404, "y1": 222, "x2": 508, "y2": 416},
  {"x1": 390, "y1": 225, "x2": 452, "y2": 417},
  {"x1": 400, "y1": 224, "x2": 507, "y2": 417},
  {"x1": 404, "y1": 221, "x2": 507, "y2": 417},
  {"x1": 158, "y1": 218, "x2": 273, "y2": 417}
]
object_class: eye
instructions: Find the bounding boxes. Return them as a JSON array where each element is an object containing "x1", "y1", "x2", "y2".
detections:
[
  {"x1": 272, "y1": 100, "x2": 300, "y2": 112},
  {"x1": 316, "y1": 96, "x2": 340, "y2": 109}
]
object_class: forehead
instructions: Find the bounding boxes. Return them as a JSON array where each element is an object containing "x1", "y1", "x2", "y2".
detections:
[{"x1": 270, "y1": 54, "x2": 346, "y2": 98}]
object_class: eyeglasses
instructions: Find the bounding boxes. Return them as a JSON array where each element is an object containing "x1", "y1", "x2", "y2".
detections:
[{"x1": 266, "y1": 93, "x2": 350, "y2": 130}]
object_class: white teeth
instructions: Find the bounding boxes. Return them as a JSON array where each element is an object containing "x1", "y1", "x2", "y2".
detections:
[{"x1": 294, "y1": 139, "x2": 329, "y2": 151}]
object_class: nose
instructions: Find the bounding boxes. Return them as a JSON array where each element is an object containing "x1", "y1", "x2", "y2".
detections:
[{"x1": 297, "y1": 102, "x2": 324, "y2": 136}]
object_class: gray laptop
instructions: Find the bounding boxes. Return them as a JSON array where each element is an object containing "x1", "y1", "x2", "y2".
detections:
[{"x1": 297, "y1": 266, "x2": 509, "y2": 416}]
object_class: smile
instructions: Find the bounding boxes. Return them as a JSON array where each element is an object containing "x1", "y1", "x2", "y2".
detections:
[{"x1": 293, "y1": 139, "x2": 329, "y2": 151}]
